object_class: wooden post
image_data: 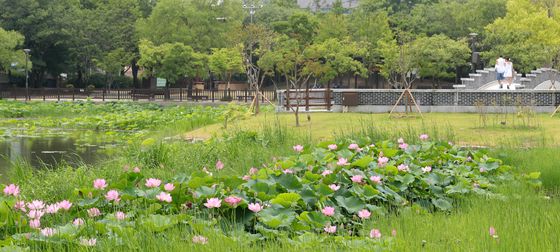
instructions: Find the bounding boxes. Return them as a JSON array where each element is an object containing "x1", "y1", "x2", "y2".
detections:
[
  {"x1": 43, "y1": 88, "x2": 46, "y2": 101},
  {"x1": 57, "y1": 88, "x2": 60, "y2": 101},
  {"x1": 102, "y1": 89, "x2": 105, "y2": 101},
  {"x1": 244, "y1": 89, "x2": 248, "y2": 102},
  {"x1": 211, "y1": 89, "x2": 215, "y2": 102},
  {"x1": 326, "y1": 82, "x2": 331, "y2": 111},
  {"x1": 179, "y1": 87, "x2": 183, "y2": 101},
  {"x1": 72, "y1": 88, "x2": 75, "y2": 101},
  {"x1": 117, "y1": 89, "x2": 120, "y2": 100}
]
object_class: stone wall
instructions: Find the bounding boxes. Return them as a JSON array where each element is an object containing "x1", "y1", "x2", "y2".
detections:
[{"x1": 277, "y1": 89, "x2": 560, "y2": 113}]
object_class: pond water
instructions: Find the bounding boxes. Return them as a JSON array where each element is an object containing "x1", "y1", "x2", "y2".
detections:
[{"x1": 0, "y1": 136, "x2": 110, "y2": 181}]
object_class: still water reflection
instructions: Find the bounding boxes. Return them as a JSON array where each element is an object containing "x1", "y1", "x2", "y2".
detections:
[{"x1": 0, "y1": 137, "x2": 108, "y2": 179}]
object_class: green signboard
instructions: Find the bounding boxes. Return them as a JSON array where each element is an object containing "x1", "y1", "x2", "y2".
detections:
[{"x1": 156, "y1": 78, "x2": 166, "y2": 88}]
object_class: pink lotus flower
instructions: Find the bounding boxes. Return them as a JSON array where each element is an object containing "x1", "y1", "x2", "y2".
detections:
[
  {"x1": 419, "y1": 134, "x2": 429, "y2": 140},
  {"x1": 27, "y1": 200, "x2": 45, "y2": 210},
  {"x1": 73, "y1": 218, "x2": 85, "y2": 226},
  {"x1": 392, "y1": 229, "x2": 397, "y2": 237},
  {"x1": 204, "y1": 198, "x2": 221, "y2": 208},
  {"x1": 370, "y1": 175, "x2": 382, "y2": 185},
  {"x1": 216, "y1": 160, "x2": 224, "y2": 170},
  {"x1": 145, "y1": 178, "x2": 162, "y2": 188},
  {"x1": 45, "y1": 204, "x2": 60, "y2": 214},
  {"x1": 93, "y1": 179, "x2": 107, "y2": 190},
  {"x1": 57, "y1": 200, "x2": 72, "y2": 211},
  {"x1": 282, "y1": 169, "x2": 294, "y2": 174},
  {"x1": 105, "y1": 190, "x2": 120, "y2": 202},
  {"x1": 479, "y1": 167, "x2": 486, "y2": 173},
  {"x1": 399, "y1": 143, "x2": 409, "y2": 149},
  {"x1": 321, "y1": 170, "x2": 333, "y2": 176},
  {"x1": 378, "y1": 157, "x2": 389, "y2": 167},
  {"x1": 322, "y1": 206, "x2": 335, "y2": 216},
  {"x1": 324, "y1": 224, "x2": 337, "y2": 234},
  {"x1": 87, "y1": 208, "x2": 101, "y2": 217},
  {"x1": 27, "y1": 210, "x2": 44, "y2": 219},
  {"x1": 467, "y1": 156, "x2": 472, "y2": 162},
  {"x1": 329, "y1": 184, "x2": 340, "y2": 191},
  {"x1": 351, "y1": 175, "x2": 363, "y2": 183},
  {"x1": 133, "y1": 167, "x2": 141, "y2": 173},
  {"x1": 489, "y1": 226, "x2": 498, "y2": 238},
  {"x1": 348, "y1": 143, "x2": 359, "y2": 150},
  {"x1": 80, "y1": 238, "x2": 97, "y2": 246},
  {"x1": 224, "y1": 196, "x2": 242, "y2": 207},
  {"x1": 398, "y1": 138, "x2": 404, "y2": 144},
  {"x1": 242, "y1": 175, "x2": 251, "y2": 181},
  {"x1": 328, "y1": 144, "x2": 338, "y2": 151},
  {"x1": 398, "y1": 164, "x2": 410, "y2": 172},
  {"x1": 156, "y1": 192, "x2": 172, "y2": 203},
  {"x1": 422, "y1": 166, "x2": 432, "y2": 173},
  {"x1": 41, "y1": 227, "x2": 56, "y2": 237},
  {"x1": 248, "y1": 202, "x2": 263, "y2": 213},
  {"x1": 164, "y1": 183, "x2": 175, "y2": 192},
  {"x1": 249, "y1": 167, "x2": 259, "y2": 175},
  {"x1": 358, "y1": 209, "x2": 371, "y2": 219},
  {"x1": 192, "y1": 235, "x2": 208, "y2": 245},
  {"x1": 370, "y1": 228, "x2": 382, "y2": 238},
  {"x1": 293, "y1": 145, "x2": 304, "y2": 152},
  {"x1": 337, "y1": 157, "x2": 348, "y2": 166},
  {"x1": 14, "y1": 201, "x2": 26, "y2": 212},
  {"x1": 29, "y1": 219, "x2": 41, "y2": 229},
  {"x1": 3, "y1": 184, "x2": 19, "y2": 197},
  {"x1": 115, "y1": 211, "x2": 126, "y2": 221}
]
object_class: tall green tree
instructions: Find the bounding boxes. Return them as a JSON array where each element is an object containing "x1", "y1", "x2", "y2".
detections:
[
  {"x1": 483, "y1": 0, "x2": 560, "y2": 73},
  {"x1": 0, "y1": 28, "x2": 27, "y2": 73},
  {"x1": 138, "y1": 40, "x2": 206, "y2": 87},
  {"x1": 208, "y1": 45, "x2": 245, "y2": 89},
  {"x1": 136, "y1": 0, "x2": 244, "y2": 52}
]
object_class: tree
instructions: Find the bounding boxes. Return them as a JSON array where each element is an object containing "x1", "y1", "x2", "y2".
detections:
[
  {"x1": 483, "y1": 0, "x2": 560, "y2": 74},
  {"x1": 138, "y1": 40, "x2": 206, "y2": 88},
  {"x1": 208, "y1": 46, "x2": 244, "y2": 90},
  {"x1": 261, "y1": 36, "x2": 366, "y2": 126},
  {"x1": 136, "y1": 0, "x2": 243, "y2": 53},
  {"x1": 233, "y1": 24, "x2": 277, "y2": 114},
  {"x1": 410, "y1": 35, "x2": 471, "y2": 87},
  {"x1": 94, "y1": 48, "x2": 135, "y2": 89},
  {"x1": 378, "y1": 33, "x2": 418, "y2": 89},
  {"x1": 0, "y1": 28, "x2": 27, "y2": 73},
  {"x1": 348, "y1": 6, "x2": 393, "y2": 87}
]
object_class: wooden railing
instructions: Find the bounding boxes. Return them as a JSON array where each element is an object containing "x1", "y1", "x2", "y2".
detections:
[{"x1": 0, "y1": 88, "x2": 277, "y2": 103}]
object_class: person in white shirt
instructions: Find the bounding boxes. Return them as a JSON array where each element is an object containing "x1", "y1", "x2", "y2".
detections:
[
  {"x1": 503, "y1": 57, "x2": 515, "y2": 89},
  {"x1": 495, "y1": 56, "x2": 506, "y2": 89}
]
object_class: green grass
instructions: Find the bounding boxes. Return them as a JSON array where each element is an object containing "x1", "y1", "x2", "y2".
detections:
[{"x1": 2, "y1": 101, "x2": 559, "y2": 251}]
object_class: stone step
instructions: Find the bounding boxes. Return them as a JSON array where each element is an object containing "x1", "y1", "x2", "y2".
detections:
[
  {"x1": 469, "y1": 73, "x2": 482, "y2": 77},
  {"x1": 453, "y1": 84, "x2": 466, "y2": 89},
  {"x1": 476, "y1": 70, "x2": 490, "y2": 74}
]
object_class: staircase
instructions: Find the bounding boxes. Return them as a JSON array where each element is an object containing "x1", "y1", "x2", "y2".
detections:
[{"x1": 458, "y1": 68, "x2": 559, "y2": 90}]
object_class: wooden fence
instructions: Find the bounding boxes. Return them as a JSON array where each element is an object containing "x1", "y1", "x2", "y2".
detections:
[{"x1": 0, "y1": 88, "x2": 277, "y2": 103}]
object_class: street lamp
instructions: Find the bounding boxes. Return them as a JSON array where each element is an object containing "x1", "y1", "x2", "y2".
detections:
[
  {"x1": 23, "y1": 49, "x2": 31, "y2": 101},
  {"x1": 468, "y1": 33, "x2": 478, "y2": 73}
]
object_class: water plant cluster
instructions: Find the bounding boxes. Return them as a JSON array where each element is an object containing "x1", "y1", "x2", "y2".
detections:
[
  {"x1": 0, "y1": 135, "x2": 516, "y2": 249},
  {"x1": 0, "y1": 101, "x2": 250, "y2": 142}
]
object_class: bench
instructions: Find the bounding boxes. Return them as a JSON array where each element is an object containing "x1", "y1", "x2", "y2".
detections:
[
  {"x1": 190, "y1": 95, "x2": 209, "y2": 101},
  {"x1": 130, "y1": 89, "x2": 166, "y2": 100},
  {"x1": 237, "y1": 95, "x2": 254, "y2": 101}
]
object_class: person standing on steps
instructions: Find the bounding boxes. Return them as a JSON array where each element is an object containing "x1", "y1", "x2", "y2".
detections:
[
  {"x1": 504, "y1": 57, "x2": 515, "y2": 90},
  {"x1": 495, "y1": 56, "x2": 506, "y2": 89}
]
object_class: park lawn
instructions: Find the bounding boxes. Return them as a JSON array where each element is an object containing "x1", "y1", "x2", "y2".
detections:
[{"x1": 185, "y1": 112, "x2": 560, "y2": 147}]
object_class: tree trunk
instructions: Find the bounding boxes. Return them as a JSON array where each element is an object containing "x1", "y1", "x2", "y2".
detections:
[{"x1": 131, "y1": 59, "x2": 139, "y2": 88}]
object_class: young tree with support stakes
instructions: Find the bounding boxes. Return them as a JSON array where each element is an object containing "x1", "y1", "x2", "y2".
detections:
[{"x1": 237, "y1": 24, "x2": 277, "y2": 114}]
